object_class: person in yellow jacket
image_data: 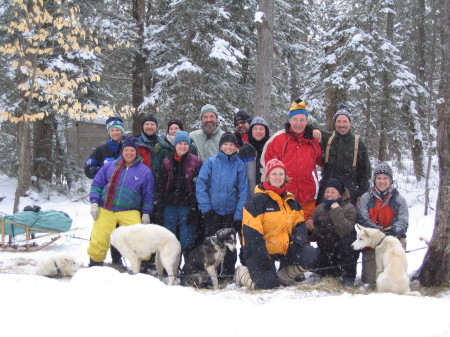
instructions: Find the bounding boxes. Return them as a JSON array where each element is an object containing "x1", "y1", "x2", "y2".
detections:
[{"x1": 235, "y1": 158, "x2": 319, "y2": 290}]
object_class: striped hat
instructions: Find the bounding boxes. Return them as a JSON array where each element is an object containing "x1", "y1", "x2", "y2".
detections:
[{"x1": 289, "y1": 98, "x2": 309, "y2": 118}]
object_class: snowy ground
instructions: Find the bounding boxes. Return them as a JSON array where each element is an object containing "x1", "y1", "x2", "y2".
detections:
[{"x1": 0, "y1": 167, "x2": 449, "y2": 337}]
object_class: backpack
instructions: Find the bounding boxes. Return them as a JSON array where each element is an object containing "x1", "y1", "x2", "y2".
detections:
[{"x1": 325, "y1": 132, "x2": 360, "y2": 168}]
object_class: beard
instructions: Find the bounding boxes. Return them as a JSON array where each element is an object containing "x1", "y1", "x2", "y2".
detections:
[{"x1": 202, "y1": 121, "x2": 218, "y2": 135}]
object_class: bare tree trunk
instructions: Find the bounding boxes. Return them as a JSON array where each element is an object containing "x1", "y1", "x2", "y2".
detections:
[
  {"x1": 132, "y1": 0, "x2": 146, "y2": 136},
  {"x1": 33, "y1": 116, "x2": 53, "y2": 185},
  {"x1": 254, "y1": 0, "x2": 274, "y2": 123},
  {"x1": 13, "y1": 121, "x2": 32, "y2": 213},
  {"x1": 378, "y1": 3, "x2": 394, "y2": 162},
  {"x1": 419, "y1": 0, "x2": 450, "y2": 286}
]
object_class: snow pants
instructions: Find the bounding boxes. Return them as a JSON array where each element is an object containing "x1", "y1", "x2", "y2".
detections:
[{"x1": 87, "y1": 208, "x2": 141, "y2": 263}]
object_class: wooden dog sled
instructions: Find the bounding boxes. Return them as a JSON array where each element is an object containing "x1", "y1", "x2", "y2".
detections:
[{"x1": 1, "y1": 210, "x2": 73, "y2": 252}]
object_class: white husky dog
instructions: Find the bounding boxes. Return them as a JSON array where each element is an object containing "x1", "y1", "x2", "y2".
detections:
[
  {"x1": 36, "y1": 252, "x2": 81, "y2": 277},
  {"x1": 110, "y1": 224, "x2": 181, "y2": 286},
  {"x1": 352, "y1": 224, "x2": 419, "y2": 295}
]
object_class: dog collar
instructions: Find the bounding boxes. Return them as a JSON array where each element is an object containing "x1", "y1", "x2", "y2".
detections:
[
  {"x1": 53, "y1": 260, "x2": 62, "y2": 275},
  {"x1": 376, "y1": 235, "x2": 387, "y2": 247}
]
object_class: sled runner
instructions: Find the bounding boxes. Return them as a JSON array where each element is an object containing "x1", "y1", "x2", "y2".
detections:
[{"x1": 0, "y1": 210, "x2": 73, "y2": 252}]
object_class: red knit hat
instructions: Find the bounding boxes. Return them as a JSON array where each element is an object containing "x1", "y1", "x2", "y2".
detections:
[{"x1": 265, "y1": 158, "x2": 286, "y2": 177}]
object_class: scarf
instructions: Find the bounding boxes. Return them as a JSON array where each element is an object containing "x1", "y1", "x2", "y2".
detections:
[
  {"x1": 104, "y1": 158, "x2": 126, "y2": 209},
  {"x1": 263, "y1": 181, "x2": 287, "y2": 196}
]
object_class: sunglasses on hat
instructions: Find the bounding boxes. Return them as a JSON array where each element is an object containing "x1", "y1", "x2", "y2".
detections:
[{"x1": 234, "y1": 120, "x2": 249, "y2": 127}]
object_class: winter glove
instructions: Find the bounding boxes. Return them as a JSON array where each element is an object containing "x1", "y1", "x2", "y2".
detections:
[
  {"x1": 103, "y1": 157, "x2": 114, "y2": 164},
  {"x1": 186, "y1": 207, "x2": 200, "y2": 225},
  {"x1": 234, "y1": 219, "x2": 242, "y2": 233},
  {"x1": 90, "y1": 203, "x2": 99, "y2": 221},
  {"x1": 383, "y1": 226, "x2": 397, "y2": 237},
  {"x1": 141, "y1": 214, "x2": 150, "y2": 224},
  {"x1": 291, "y1": 222, "x2": 308, "y2": 249}
]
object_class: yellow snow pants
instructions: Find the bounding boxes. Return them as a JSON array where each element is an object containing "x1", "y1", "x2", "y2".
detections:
[{"x1": 87, "y1": 208, "x2": 141, "y2": 263}]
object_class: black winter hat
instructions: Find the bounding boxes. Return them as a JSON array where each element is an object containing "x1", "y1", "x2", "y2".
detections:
[
  {"x1": 142, "y1": 114, "x2": 158, "y2": 128},
  {"x1": 234, "y1": 110, "x2": 252, "y2": 125},
  {"x1": 324, "y1": 178, "x2": 346, "y2": 195},
  {"x1": 219, "y1": 132, "x2": 238, "y2": 147},
  {"x1": 167, "y1": 118, "x2": 184, "y2": 132}
]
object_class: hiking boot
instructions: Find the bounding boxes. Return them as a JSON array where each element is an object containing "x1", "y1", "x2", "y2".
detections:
[
  {"x1": 89, "y1": 259, "x2": 103, "y2": 267},
  {"x1": 277, "y1": 265, "x2": 307, "y2": 286},
  {"x1": 340, "y1": 277, "x2": 355, "y2": 287},
  {"x1": 234, "y1": 265, "x2": 255, "y2": 289}
]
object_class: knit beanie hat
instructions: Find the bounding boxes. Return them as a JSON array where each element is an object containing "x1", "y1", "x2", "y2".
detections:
[
  {"x1": 122, "y1": 136, "x2": 138, "y2": 150},
  {"x1": 173, "y1": 131, "x2": 191, "y2": 146},
  {"x1": 289, "y1": 98, "x2": 309, "y2": 118},
  {"x1": 234, "y1": 110, "x2": 252, "y2": 125},
  {"x1": 106, "y1": 116, "x2": 125, "y2": 134},
  {"x1": 167, "y1": 118, "x2": 184, "y2": 132},
  {"x1": 265, "y1": 158, "x2": 286, "y2": 177},
  {"x1": 219, "y1": 132, "x2": 237, "y2": 147},
  {"x1": 324, "y1": 178, "x2": 346, "y2": 195},
  {"x1": 373, "y1": 162, "x2": 393, "y2": 182},
  {"x1": 200, "y1": 104, "x2": 218, "y2": 118},
  {"x1": 332, "y1": 103, "x2": 352, "y2": 123},
  {"x1": 141, "y1": 114, "x2": 158, "y2": 128}
]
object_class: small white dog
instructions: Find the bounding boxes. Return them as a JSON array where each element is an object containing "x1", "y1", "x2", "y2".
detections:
[
  {"x1": 36, "y1": 252, "x2": 81, "y2": 277},
  {"x1": 352, "y1": 224, "x2": 419, "y2": 295},
  {"x1": 110, "y1": 224, "x2": 181, "y2": 286}
]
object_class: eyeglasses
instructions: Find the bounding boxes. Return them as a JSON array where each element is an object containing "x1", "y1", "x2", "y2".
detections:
[{"x1": 235, "y1": 120, "x2": 248, "y2": 126}]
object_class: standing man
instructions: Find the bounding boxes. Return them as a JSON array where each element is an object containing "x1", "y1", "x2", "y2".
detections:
[
  {"x1": 356, "y1": 162, "x2": 409, "y2": 285},
  {"x1": 137, "y1": 114, "x2": 172, "y2": 182},
  {"x1": 261, "y1": 98, "x2": 322, "y2": 220},
  {"x1": 233, "y1": 110, "x2": 252, "y2": 148},
  {"x1": 189, "y1": 104, "x2": 225, "y2": 162},
  {"x1": 317, "y1": 103, "x2": 371, "y2": 206}
]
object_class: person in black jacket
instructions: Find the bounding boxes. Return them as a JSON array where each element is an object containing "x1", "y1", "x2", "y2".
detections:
[
  {"x1": 84, "y1": 116, "x2": 125, "y2": 268},
  {"x1": 84, "y1": 117, "x2": 125, "y2": 179}
]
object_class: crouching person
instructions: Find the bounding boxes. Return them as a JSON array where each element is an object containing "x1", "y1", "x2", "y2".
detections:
[
  {"x1": 356, "y1": 162, "x2": 409, "y2": 285},
  {"x1": 306, "y1": 178, "x2": 359, "y2": 286},
  {"x1": 87, "y1": 137, "x2": 154, "y2": 267},
  {"x1": 235, "y1": 159, "x2": 319, "y2": 290}
]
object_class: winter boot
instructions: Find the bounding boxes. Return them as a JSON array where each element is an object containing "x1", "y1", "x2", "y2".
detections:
[
  {"x1": 277, "y1": 265, "x2": 307, "y2": 286},
  {"x1": 89, "y1": 259, "x2": 103, "y2": 267},
  {"x1": 234, "y1": 265, "x2": 255, "y2": 290},
  {"x1": 110, "y1": 245, "x2": 125, "y2": 268}
]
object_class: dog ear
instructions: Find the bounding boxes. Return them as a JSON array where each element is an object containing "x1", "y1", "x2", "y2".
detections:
[{"x1": 356, "y1": 224, "x2": 365, "y2": 231}]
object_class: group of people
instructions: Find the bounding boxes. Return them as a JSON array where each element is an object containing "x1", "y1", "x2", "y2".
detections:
[{"x1": 84, "y1": 98, "x2": 409, "y2": 290}]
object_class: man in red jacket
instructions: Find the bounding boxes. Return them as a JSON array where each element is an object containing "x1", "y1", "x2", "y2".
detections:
[{"x1": 261, "y1": 99, "x2": 322, "y2": 220}]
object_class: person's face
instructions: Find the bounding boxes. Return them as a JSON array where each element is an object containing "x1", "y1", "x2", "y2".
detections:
[
  {"x1": 235, "y1": 120, "x2": 249, "y2": 135},
  {"x1": 143, "y1": 121, "x2": 157, "y2": 137},
  {"x1": 324, "y1": 187, "x2": 341, "y2": 200},
  {"x1": 335, "y1": 115, "x2": 351, "y2": 135},
  {"x1": 109, "y1": 128, "x2": 123, "y2": 142},
  {"x1": 375, "y1": 174, "x2": 391, "y2": 192},
  {"x1": 289, "y1": 114, "x2": 308, "y2": 134},
  {"x1": 122, "y1": 147, "x2": 137, "y2": 163},
  {"x1": 168, "y1": 124, "x2": 180, "y2": 136},
  {"x1": 220, "y1": 142, "x2": 236, "y2": 155},
  {"x1": 251, "y1": 125, "x2": 266, "y2": 141},
  {"x1": 175, "y1": 142, "x2": 189, "y2": 156},
  {"x1": 201, "y1": 111, "x2": 218, "y2": 134},
  {"x1": 268, "y1": 167, "x2": 286, "y2": 189}
]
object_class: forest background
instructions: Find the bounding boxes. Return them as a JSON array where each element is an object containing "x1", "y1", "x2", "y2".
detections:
[{"x1": 0, "y1": 0, "x2": 448, "y2": 286}]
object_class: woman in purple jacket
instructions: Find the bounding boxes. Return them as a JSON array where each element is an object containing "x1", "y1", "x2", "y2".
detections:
[{"x1": 87, "y1": 136, "x2": 154, "y2": 267}]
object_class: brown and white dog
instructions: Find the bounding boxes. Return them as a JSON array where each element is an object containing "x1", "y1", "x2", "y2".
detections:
[
  {"x1": 110, "y1": 224, "x2": 181, "y2": 286},
  {"x1": 352, "y1": 224, "x2": 419, "y2": 295}
]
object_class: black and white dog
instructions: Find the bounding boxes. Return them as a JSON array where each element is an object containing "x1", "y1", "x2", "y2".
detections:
[{"x1": 180, "y1": 228, "x2": 236, "y2": 289}]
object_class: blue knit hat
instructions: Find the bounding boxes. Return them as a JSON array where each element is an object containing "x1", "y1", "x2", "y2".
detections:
[
  {"x1": 122, "y1": 136, "x2": 138, "y2": 150},
  {"x1": 173, "y1": 131, "x2": 191, "y2": 146},
  {"x1": 106, "y1": 116, "x2": 125, "y2": 134}
]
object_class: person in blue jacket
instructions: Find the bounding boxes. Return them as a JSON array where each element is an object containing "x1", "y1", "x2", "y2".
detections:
[
  {"x1": 196, "y1": 132, "x2": 249, "y2": 279},
  {"x1": 87, "y1": 136, "x2": 154, "y2": 267}
]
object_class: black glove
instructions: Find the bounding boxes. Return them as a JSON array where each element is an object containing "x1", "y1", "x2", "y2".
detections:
[
  {"x1": 202, "y1": 210, "x2": 214, "y2": 221},
  {"x1": 186, "y1": 207, "x2": 200, "y2": 224},
  {"x1": 383, "y1": 227, "x2": 397, "y2": 237},
  {"x1": 291, "y1": 222, "x2": 308, "y2": 249}
]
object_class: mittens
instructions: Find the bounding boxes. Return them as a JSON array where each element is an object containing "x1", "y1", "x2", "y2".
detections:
[
  {"x1": 90, "y1": 203, "x2": 99, "y2": 220},
  {"x1": 141, "y1": 214, "x2": 150, "y2": 224}
]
